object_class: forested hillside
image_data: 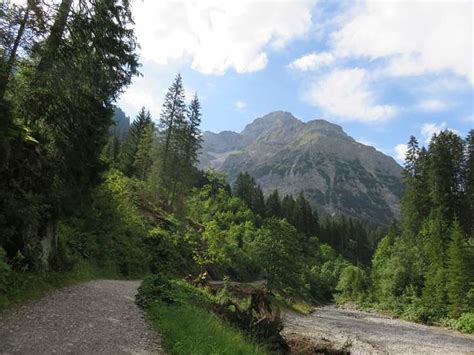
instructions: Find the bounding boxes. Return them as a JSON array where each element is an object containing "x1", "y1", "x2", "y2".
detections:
[
  {"x1": 0, "y1": 1, "x2": 472, "y2": 350},
  {"x1": 334, "y1": 131, "x2": 474, "y2": 332}
]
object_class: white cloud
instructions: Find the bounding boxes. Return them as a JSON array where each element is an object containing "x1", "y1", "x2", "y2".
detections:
[
  {"x1": 234, "y1": 100, "x2": 247, "y2": 111},
  {"x1": 288, "y1": 51, "x2": 335, "y2": 71},
  {"x1": 421, "y1": 122, "x2": 459, "y2": 143},
  {"x1": 133, "y1": 0, "x2": 315, "y2": 75},
  {"x1": 416, "y1": 99, "x2": 448, "y2": 112},
  {"x1": 394, "y1": 143, "x2": 408, "y2": 162},
  {"x1": 118, "y1": 76, "x2": 164, "y2": 121},
  {"x1": 331, "y1": 1, "x2": 473, "y2": 84},
  {"x1": 305, "y1": 68, "x2": 397, "y2": 122},
  {"x1": 184, "y1": 87, "x2": 196, "y2": 102}
]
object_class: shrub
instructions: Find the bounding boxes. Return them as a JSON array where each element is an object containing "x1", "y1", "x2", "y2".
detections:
[
  {"x1": 454, "y1": 313, "x2": 474, "y2": 334},
  {"x1": 136, "y1": 275, "x2": 176, "y2": 308},
  {"x1": 336, "y1": 265, "x2": 368, "y2": 303}
]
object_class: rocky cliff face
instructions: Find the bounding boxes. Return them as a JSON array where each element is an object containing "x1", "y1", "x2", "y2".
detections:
[{"x1": 199, "y1": 111, "x2": 404, "y2": 224}]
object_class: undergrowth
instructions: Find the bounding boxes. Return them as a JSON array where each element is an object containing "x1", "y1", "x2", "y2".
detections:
[{"x1": 137, "y1": 275, "x2": 266, "y2": 355}]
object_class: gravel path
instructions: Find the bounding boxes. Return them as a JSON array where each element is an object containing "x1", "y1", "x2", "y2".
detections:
[
  {"x1": 0, "y1": 280, "x2": 163, "y2": 354},
  {"x1": 282, "y1": 305, "x2": 474, "y2": 354}
]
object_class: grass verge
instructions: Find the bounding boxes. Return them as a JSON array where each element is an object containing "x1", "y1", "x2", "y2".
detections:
[
  {"x1": 274, "y1": 295, "x2": 313, "y2": 315},
  {"x1": 148, "y1": 302, "x2": 266, "y2": 355}
]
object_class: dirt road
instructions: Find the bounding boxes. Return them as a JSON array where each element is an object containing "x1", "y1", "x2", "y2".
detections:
[
  {"x1": 282, "y1": 305, "x2": 474, "y2": 354},
  {"x1": 0, "y1": 280, "x2": 162, "y2": 354}
]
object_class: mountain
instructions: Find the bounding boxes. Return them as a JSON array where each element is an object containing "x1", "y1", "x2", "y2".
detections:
[
  {"x1": 199, "y1": 111, "x2": 404, "y2": 225},
  {"x1": 111, "y1": 106, "x2": 130, "y2": 141}
]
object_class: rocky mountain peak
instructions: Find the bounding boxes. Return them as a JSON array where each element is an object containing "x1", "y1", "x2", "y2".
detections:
[{"x1": 198, "y1": 112, "x2": 404, "y2": 225}]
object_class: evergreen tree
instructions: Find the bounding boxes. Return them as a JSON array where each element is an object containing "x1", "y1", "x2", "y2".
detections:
[
  {"x1": 158, "y1": 73, "x2": 187, "y2": 168},
  {"x1": 133, "y1": 122, "x2": 155, "y2": 180},
  {"x1": 233, "y1": 172, "x2": 255, "y2": 208},
  {"x1": 1, "y1": 0, "x2": 140, "y2": 266},
  {"x1": 119, "y1": 107, "x2": 153, "y2": 177},
  {"x1": 155, "y1": 74, "x2": 188, "y2": 206},
  {"x1": 401, "y1": 136, "x2": 430, "y2": 235},
  {"x1": 251, "y1": 185, "x2": 265, "y2": 217},
  {"x1": 281, "y1": 194, "x2": 296, "y2": 224},
  {"x1": 184, "y1": 93, "x2": 203, "y2": 167},
  {"x1": 428, "y1": 131, "x2": 465, "y2": 227},
  {"x1": 464, "y1": 130, "x2": 474, "y2": 236},
  {"x1": 420, "y1": 217, "x2": 448, "y2": 319},
  {"x1": 446, "y1": 220, "x2": 470, "y2": 317},
  {"x1": 265, "y1": 190, "x2": 282, "y2": 217}
]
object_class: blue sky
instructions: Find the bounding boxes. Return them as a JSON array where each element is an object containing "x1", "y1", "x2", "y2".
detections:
[{"x1": 118, "y1": 0, "x2": 473, "y2": 163}]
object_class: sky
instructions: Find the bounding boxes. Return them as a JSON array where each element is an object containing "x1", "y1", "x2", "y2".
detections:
[{"x1": 117, "y1": 0, "x2": 474, "y2": 163}]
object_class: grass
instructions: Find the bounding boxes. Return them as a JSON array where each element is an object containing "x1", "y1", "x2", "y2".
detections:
[
  {"x1": 147, "y1": 302, "x2": 266, "y2": 355},
  {"x1": 0, "y1": 261, "x2": 120, "y2": 311},
  {"x1": 274, "y1": 295, "x2": 313, "y2": 315}
]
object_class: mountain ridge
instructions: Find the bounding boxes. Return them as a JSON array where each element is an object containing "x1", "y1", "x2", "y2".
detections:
[{"x1": 199, "y1": 111, "x2": 404, "y2": 224}]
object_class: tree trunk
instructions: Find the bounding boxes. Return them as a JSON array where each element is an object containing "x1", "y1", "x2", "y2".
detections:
[
  {"x1": 33, "y1": 0, "x2": 72, "y2": 85},
  {"x1": 0, "y1": 2, "x2": 31, "y2": 100}
]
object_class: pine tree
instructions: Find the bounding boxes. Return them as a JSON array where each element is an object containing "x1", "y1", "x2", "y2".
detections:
[
  {"x1": 265, "y1": 190, "x2": 282, "y2": 217},
  {"x1": 401, "y1": 136, "x2": 430, "y2": 235},
  {"x1": 158, "y1": 73, "x2": 187, "y2": 170},
  {"x1": 464, "y1": 130, "x2": 474, "y2": 236},
  {"x1": 133, "y1": 122, "x2": 155, "y2": 180},
  {"x1": 119, "y1": 107, "x2": 153, "y2": 177},
  {"x1": 155, "y1": 74, "x2": 188, "y2": 206},
  {"x1": 446, "y1": 220, "x2": 469, "y2": 317},
  {"x1": 428, "y1": 130, "x2": 465, "y2": 227},
  {"x1": 233, "y1": 172, "x2": 255, "y2": 208},
  {"x1": 281, "y1": 194, "x2": 296, "y2": 224},
  {"x1": 184, "y1": 93, "x2": 203, "y2": 167},
  {"x1": 421, "y1": 217, "x2": 448, "y2": 319},
  {"x1": 251, "y1": 185, "x2": 265, "y2": 217}
]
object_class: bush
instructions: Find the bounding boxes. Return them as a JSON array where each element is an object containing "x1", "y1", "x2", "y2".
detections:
[
  {"x1": 335, "y1": 265, "x2": 368, "y2": 303},
  {"x1": 136, "y1": 275, "x2": 212, "y2": 309},
  {"x1": 454, "y1": 313, "x2": 474, "y2": 334},
  {"x1": 136, "y1": 275, "x2": 176, "y2": 308}
]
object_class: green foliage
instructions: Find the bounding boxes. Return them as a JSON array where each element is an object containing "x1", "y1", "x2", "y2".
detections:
[
  {"x1": 368, "y1": 130, "x2": 474, "y2": 331},
  {"x1": 446, "y1": 221, "x2": 471, "y2": 318},
  {"x1": 137, "y1": 275, "x2": 265, "y2": 354},
  {"x1": 148, "y1": 303, "x2": 265, "y2": 355},
  {"x1": 249, "y1": 218, "x2": 305, "y2": 295},
  {"x1": 335, "y1": 265, "x2": 368, "y2": 303},
  {"x1": 136, "y1": 275, "x2": 176, "y2": 308},
  {"x1": 452, "y1": 313, "x2": 474, "y2": 333},
  {"x1": 56, "y1": 170, "x2": 150, "y2": 278}
]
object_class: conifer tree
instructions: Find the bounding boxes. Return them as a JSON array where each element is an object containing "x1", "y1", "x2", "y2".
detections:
[
  {"x1": 428, "y1": 131, "x2": 465, "y2": 227},
  {"x1": 265, "y1": 190, "x2": 282, "y2": 217},
  {"x1": 446, "y1": 220, "x2": 469, "y2": 317},
  {"x1": 133, "y1": 122, "x2": 155, "y2": 180},
  {"x1": 158, "y1": 73, "x2": 187, "y2": 169},
  {"x1": 402, "y1": 136, "x2": 430, "y2": 235},
  {"x1": 119, "y1": 107, "x2": 153, "y2": 177},
  {"x1": 251, "y1": 185, "x2": 265, "y2": 217},
  {"x1": 185, "y1": 93, "x2": 203, "y2": 167},
  {"x1": 281, "y1": 194, "x2": 296, "y2": 224},
  {"x1": 155, "y1": 74, "x2": 188, "y2": 206},
  {"x1": 464, "y1": 130, "x2": 474, "y2": 235},
  {"x1": 233, "y1": 172, "x2": 256, "y2": 208}
]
